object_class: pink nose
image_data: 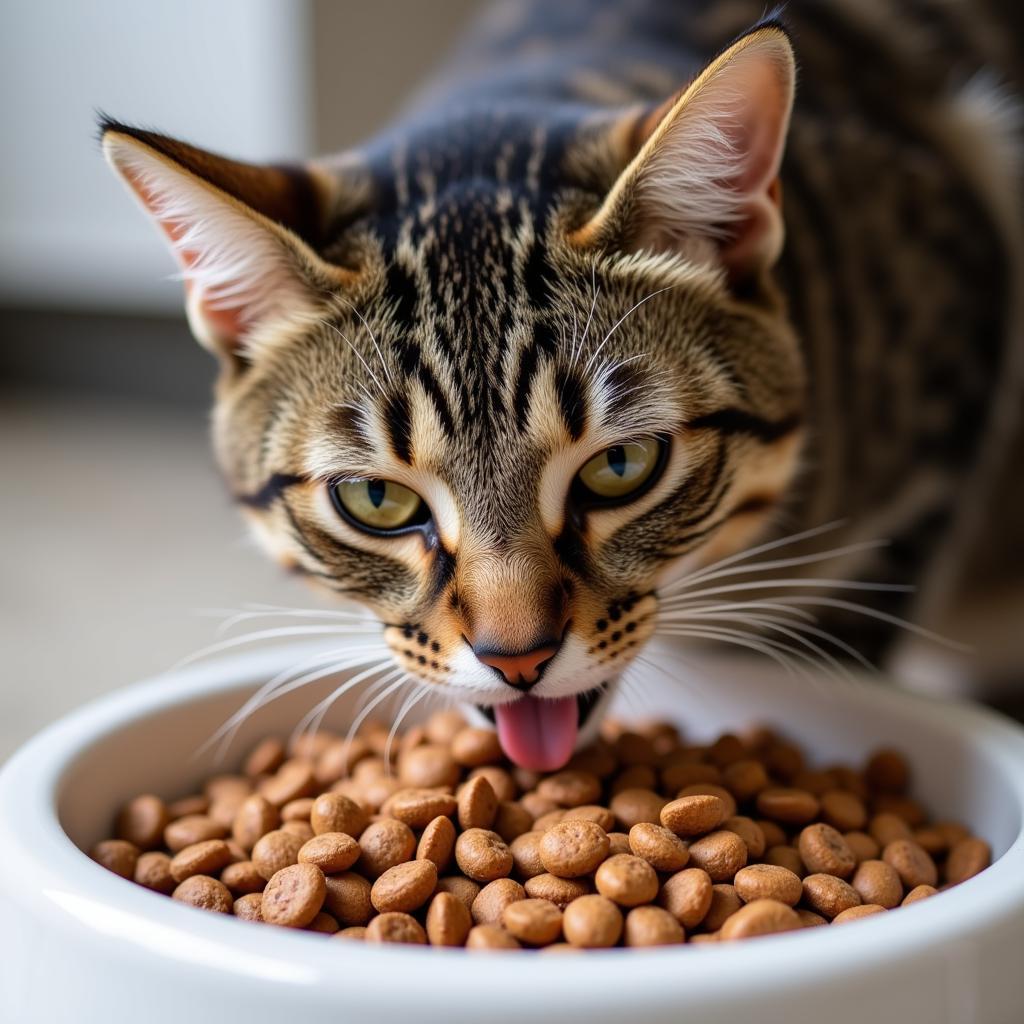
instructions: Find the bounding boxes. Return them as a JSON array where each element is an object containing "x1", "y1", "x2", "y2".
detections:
[{"x1": 475, "y1": 644, "x2": 560, "y2": 689}]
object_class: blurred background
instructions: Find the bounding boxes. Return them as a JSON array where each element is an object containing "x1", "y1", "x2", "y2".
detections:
[{"x1": 1, "y1": 0, "x2": 1020, "y2": 761}]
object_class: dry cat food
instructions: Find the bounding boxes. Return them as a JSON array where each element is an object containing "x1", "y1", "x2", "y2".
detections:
[{"x1": 90, "y1": 712, "x2": 992, "y2": 950}]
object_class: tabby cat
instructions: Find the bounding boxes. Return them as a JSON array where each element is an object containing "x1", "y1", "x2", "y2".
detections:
[{"x1": 101, "y1": 0, "x2": 1021, "y2": 769}]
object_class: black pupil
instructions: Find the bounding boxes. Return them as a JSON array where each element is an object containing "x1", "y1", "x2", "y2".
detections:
[
  {"x1": 367, "y1": 480, "x2": 387, "y2": 508},
  {"x1": 607, "y1": 445, "x2": 627, "y2": 478}
]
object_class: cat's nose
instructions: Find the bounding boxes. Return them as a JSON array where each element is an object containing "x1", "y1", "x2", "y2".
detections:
[{"x1": 474, "y1": 642, "x2": 560, "y2": 690}]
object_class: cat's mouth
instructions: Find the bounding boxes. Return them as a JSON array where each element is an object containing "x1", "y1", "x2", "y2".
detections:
[{"x1": 476, "y1": 685, "x2": 606, "y2": 772}]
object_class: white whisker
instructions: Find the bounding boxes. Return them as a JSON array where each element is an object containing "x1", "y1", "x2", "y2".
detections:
[
  {"x1": 384, "y1": 685, "x2": 434, "y2": 768},
  {"x1": 583, "y1": 284, "x2": 675, "y2": 375},
  {"x1": 342, "y1": 674, "x2": 414, "y2": 753},
  {"x1": 319, "y1": 318, "x2": 388, "y2": 399}
]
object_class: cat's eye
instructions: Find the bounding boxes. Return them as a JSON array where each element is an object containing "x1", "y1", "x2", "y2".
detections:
[
  {"x1": 575, "y1": 438, "x2": 665, "y2": 504},
  {"x1": 330, "y1": 479, "x2": 426, "y2": 533}
]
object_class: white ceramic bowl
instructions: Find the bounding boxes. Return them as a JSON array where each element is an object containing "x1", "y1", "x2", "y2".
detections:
[{"x1": 1, "y1": 643, "x2": 1023, "y2": 1024}]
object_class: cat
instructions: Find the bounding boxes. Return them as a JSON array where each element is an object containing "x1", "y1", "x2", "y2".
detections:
[{"x1": 101, "y1": 0, "x2": 1022, "y2": 770}]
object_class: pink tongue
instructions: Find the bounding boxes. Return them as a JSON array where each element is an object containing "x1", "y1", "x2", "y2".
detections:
[{"x1": 494, "y1": 695, "x2": 578, "y2": 772}]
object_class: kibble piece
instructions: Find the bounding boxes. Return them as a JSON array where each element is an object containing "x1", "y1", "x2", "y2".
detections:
[
  {"x1": 833, "y1": 903, "x2": 887, "y2": 924},
  {"x1": 756, "y1": 788, "x2": 820, "y2": 825},
  {"x1": 882, "y1": 839, "x2": 938, "y2": 889},
  {"x1": 676, "y1": 783, "x2": 737, "y2": 820},
  {"x1": 520, "y1": 792, "x2": 558, "y2": 819},
  {"x1": 524, "y1": 873, "x2": 593, "y2": 909},
  {"x1": 398, "y1": 744, "x2": 460, "y2": 788},
  {"x1": 734, "y1": 864, "x2": 802, "y2": 907},
  {"x1": 615, "y1": 730, "x2": 657, "y2": 767},
  {"x1": 335, "y1": 926, "x2": 367, "y2": 940},
  {"x1": 417, "y1": 815, "x2": 457, "y2": 871},
  {"x1": 169, "y1": 839, "x2": 233, "y2": 883},
  {"x1": 244, "y1": 736, "x2": 285, "y2": 778},
  {"x1": 594, "y1": 854, "x2": 659, "y2": 908},
  {"x1": 115, "y1": 795, "x2": 170, "y2": 851},
  {"x1": 851, "y1": 860, "x2": 903, "y2": 909},
  {"x1": 720, "y1": 898, "x2": 801, "y2": 941},
  {"x1": 426, "y1": 891, "x2": 473, "y2": 947},
  {"x1": 298, "y1": 832, "x2": 360, "y2": 874},
  {"x1": 912, "y1": 826, "x2": 948, "y2": 857},
  {"x1": 820, "y1": 789, "x2": 868, "y2": 832},
  {"x1": 865, "y1": 749, "x2": 909, "y2": 794},
  {"x1": 164, "y1": 815, "x2": 226, "y2": 853},
  {"x1": 766, "y1": 741, "x2": 805, "y2": 782},
  {"x1": 844, "y1": 830, "x2": 880, "y2": 863},
  {"x1": 494, "y1": 801, "x2": 534, "y2": 843},
  {"x1": 371, "y1": 859, "x2": 438, "y2": 914},
  {"x1": 383, "y1": 788, "x2": 457, "y2": 829},
  {"x1": 231, "y1": 794, "x2": 280, "y2": 851},
  {"x1": 366, "y1": 912, "x2": 427, "y2": 945},
  {"x1": 869, "y1": 812, "x2": 913, "y2": 848},
  {"x1": 628, "y1": 822, "x2": 689, "y2": 872},
  {"x1": 502, "y1": 898, "x2": 563, "y2": 946},
  {"x1": 323, "y1": 871, "x2": 374, "y2": 926},
  {"x1": 310, "y1": 793, "x2": 368, "y2": 838},
  {"x1": 281, "y1": 820, "x2": 314, "y2": 843},
  {"x1": 660, "y1": 795, "x2": 726, "y2": 837},
  {"x1": 945, "y1": 837, "x2": 991, "y2": 885},
  {"x1": 537, "y1": 770, "x2": 602, "y2": 808},
  {"x1": 722, "y1": 816, "x2": 766, "y2": 859},
  {"x1": 687, "y1": 830, "x2": 747, "y2": 882},
  {"x1": 451, "y1": 727, "x2": 503, "y2": 767},
  {"x1": 798, "y1": 823, "x2": 857, "y2": 879},
  {"x1": 260, "y1": 759, "x2": 316, "y2": 807},
  {"x1": 172, "y1": 875, "x2": 233, "y2": 914},
  {"x1": 466, "y1": 925, "x2": 520, "y2": 949},
  {"x1": 469, "y1": 766, "x2": 518, "y2": 803},
  {"x1": 134, "y1": 851, "x2": 175, "y2": 894},
  {"x1": 562, "y1": 894, "x2": 623, "y2": 948},
  {"x1": 233, "y1": 893, "x2": 263, "y2": 921},
  {"x1": 221, "y1": 860, "x2": 266, "y2": 896},
  {"x1": 659, "y1": 868, "x2": 713, "y2": 929},
  {"x1": 458, "y1": 775, "x2": 499, "y2": 831},
  {"x1": 757, "y1": 819, "x2": 788, "y2": 848},
  {"x1": 607, "y1": 832, "x2": 632, "y2": 856},
  {"x1": 533, "y1": 809, "x2": 567, "y2": 831},
  {"x1": 722, "y1": 760, "x2": 769, "y2": 802},
  {"x1": 801, "y1": 874, "x2": 862, "y2": 920},
  {"x1": 661, "y1": 761, "x2": 720, "y2": 792},
  {"x1": 306, "y1": 911, "x2": 339, "y2": 934},
  {"x1": 613, "y1": 766, "x2": 658, "y2": 794},
  {"x1": 436, "y1": 875, "x2": 481, "y2": 912},
  {"x1": 471, "y1": 877, "x2": 526, "y2": 925},
  {"x1": 563, "y1": 805, "x2": 615, "y2": 832},
  {"x1": 456, "y1": 828, "x2": 514, "y2": 882},
  {"x1": 251, "y1": 829, "x2": 305, "y2": 881},
  {"x1": 539, "y1": 819, "x2": 610, "y2": 878},
  {"x1": 261, "y1": 863, "x2": 327, "y2": 928},
  {"x1": 424, "y1": 708, "x2": 467, "y2": 744},
  {"x1": 796, "y1": 909, "x2": 828, "y2": 928},
  {"x1": 358, "y1": 819, "x2": 417, "y2": 879},
  {"x1": 167, "y1": 794, "x2": 209, "y2": 820},
  {"x1": 902, "y1": 884, "x2": 939, "y2": 906},
  {"x1": 509, "y1": 831, "x2": 546, "y2": 880},
  {"x1": 91, "y1": 839, "x2": 139, "y2": 880},
  {"x1": 703, "y1": 884, "x2": 743, "y2": 932},
  {"x1": 623, "y1": 906, "x2": 685, "y2": 947}
]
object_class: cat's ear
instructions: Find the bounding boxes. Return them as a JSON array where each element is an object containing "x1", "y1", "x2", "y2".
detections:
[
  {"x1": 101, "y1": 120, "x2": 356, "y2": 365},
  {"x1": 572, "y1": 23, "x2": 796, "y2": 282}
]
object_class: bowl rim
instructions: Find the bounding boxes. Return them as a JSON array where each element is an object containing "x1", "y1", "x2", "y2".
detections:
[{"x1": 2, "y1": 643, "x2": 1024, "y2": 1011}]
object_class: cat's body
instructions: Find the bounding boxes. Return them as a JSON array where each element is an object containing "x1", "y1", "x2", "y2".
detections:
[{"x1": 102, "y1": 0, "x2": 1022, "y2": 768}]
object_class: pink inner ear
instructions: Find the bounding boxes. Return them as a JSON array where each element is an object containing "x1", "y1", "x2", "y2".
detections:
[{"x1": 727, "y1": 56, "x2": 791, "y2": 195}]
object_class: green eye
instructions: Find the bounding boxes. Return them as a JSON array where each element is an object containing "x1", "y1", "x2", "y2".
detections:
[
  {"x1": 331, "y1": 479, "x2": 425, "y2": 532},
  {"x1": 576, "y1": 438, "x2": 663, "y2": 502}
]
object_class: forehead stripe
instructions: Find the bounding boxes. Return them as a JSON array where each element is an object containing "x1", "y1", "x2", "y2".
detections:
[
  {"x1": 235, "y1": 472, "x2": 305, "y2": 509},
  {"x1": 383, "y1": 391, "x2": 414, "y2": 464},
  {"x1": 688, "y1": 408, "x2": 802, "y2": 443},
  {"x1": 554, "y1": 365, "x2": 587, "y2": 440}
]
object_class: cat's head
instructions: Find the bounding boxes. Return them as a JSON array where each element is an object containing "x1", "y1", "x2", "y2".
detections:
[{"x1": 102, "y1": 24, "x2": 804, "y2": 769}]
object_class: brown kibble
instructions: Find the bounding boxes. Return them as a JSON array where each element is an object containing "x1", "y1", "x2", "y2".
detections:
[
  {"x1": 494, "y1": 801, "x2": 534, "y2": 843},
  {"x1": 763, "y1": 845, "x2": 805, "y2": 877},
  {"x1": 628, "y1": 822, "x2": 689, "y2": 872},
  {"x1": 533, "y1": 809, "x2": 567, "y2": 831},
  {"x1": 371, "y1": 859, "x2": 437, "y2": 913},
  {"x1": 509, "y1": 831, "x2": 546, "y2": 879},
  {"x1": 624, "y1": 906, "x2": 685, "y2": 946},
  {"x1": 458, "y1": 775, "x2": 498, "y2": 830},
  {"x1": 756, "y1": 788, "x2": 820, "y2": 825},
  {"x1": 766, "y1": 741, "x2": 804, "y2": 782},
  {"x1": 615, "y1": 730, "x2": 657, "y2": 767},
  {"x1": 261, "y1": 863, "x2": 326, "y2": 928},
  {"x1": 424, "y1": 709, "x2": 466, "y2": 745},
  {"x1": 820, "y1": 789, "x2": 868, "y2": 832},
  {"x1": 687, "y1": 830, "x2": 747, "y2": 882},
  {"x1": 562, "y1": 894, "x2": 623, "y2": 948},
  {"x1": 912, "y1": 826, "x2": 948, "y2": 857},
  {"x1": 466, "y1": 925, "x2": 520, "y2": 949},
  {"x1": 221, "y1": 860, "x2": 266, "y2": 896},
  {"x1": 358, "y1": 818, "x2": 417, "y2": 879},
  {"x1": 676, "y1": 783, "x2": 737, "y2": 821},
  {"x1": 659, "y1": 868, "x2": 713, "y2": 929},
  {"x1": 306, "y1": 911, "x2": 339, "y2": 934},
  {"x1": 757, "y1": 819, "x2": 788, "y2": 848},
  {"x1": 164, "y1": 815, "x2": 226, "y2": 853},
  {"x1": 251, "y1": 829, "x2": 304, "y2": 881},
  {"x1": 365, "y1": 912, "x2": 427, "y2": 944},
  {"x1": 310, "y1": 793, "x2": 368, "y2": 838},
  {"x1": 902, "y1": 884, "x2": 939, "y2": 906},
  {"x1": 865, "y1": 749, "x2": 909, "y2": 794},
  {"x1": 594, "y1": 854, "x2": 659, "y2": 907},
  {"x1": 172, "y1": 875, "x2": 232, "y2": 914},
  {"x1": 244, "y1": 736, "x2": 285, "y2": 778},
  {"x1": 335, "y1": 926, "x2": 367, "y2": 940},
  {"x1": 524, "y1": 873, "x2": 593, "y2": 909},
  {"x1": 383, "y1": 788, "x2": 457, "y2": 829},
  {"x1": 280, "y1": 797, "x2": 314, "y2": 822},
  {"x1": 298, "y1": 832, "x2": 360, "y2": 874},
  {"x1": 451, "y1": 727, "x2": 503, "y2": 767},
  {"x1": 720, "y1": 898, "x2": 801, "y2": 941},
  {"x1": 703, "y1": 884, "x2": 743, "y2": 932},
  {"x1": 563, "y1": 805, "x2": 615, "y2": 832},
  {"x1": 660, "y1": 795, "x2": 726, "y2": 837},
  {"x1": 607, "y1": 832, "x2": 632, "y2": 856},
  {"x1": 233, "y1": 893, "x2": 263, "y2": 921},
  {"x1": 134, "y1": 851, "x2": 175, "y2": 894},
  {"x1": 426, "y1": 890, "x2": 473, "y2": 946},
  {"x1": 502, "y1": 898, "x2": 563, "y2": 946},
  {"x1": 436, "y1": 875, "x2": 481, "y2": 912},
  {"x1": 471, "y1": 877, "x2": 526, "y2": 925},
  {"x1": 260, "y1": 759, "x2": 316, "y2": 807},
  {"x1": 734, "y1": 864, "x2": 802, "y2": 907},
  {"x1": 844, "y1": 831, "x2": 880, "y2": 863},
  {"x1": 833, "y1": 903, "x2": 886, "y2": 924},
  {"x1": 169, "y1": 839, "x2": 233, "y2": 884},
  {"x1": 115, "y1": 795, "x2": 169, "y2": 851},
  {"x1": 722, "y1": 816, "x2": 766, "y2": 860},
  {"x1": 798, "y1": 823, "x2": 856, "y2": 879},
  {"x1": 612, "y1": 765, "x2": 659, "y2": 794},
  {"x1": 539, "y1": 819, "x2": 610, "y2": 878},
  {"x1": 323, "y1": 872, "x2": 373, "y2": 926},
  {"x1": 417, "y1": 815, "x2": 457, "y2": 871},
  {"x1": 796, "y1": 909, "x2": 828, "y2": 928},
  {"x1": 801, "y1": 874, "x2": 862, "y2": 920},
  {"x1": 456, "y1": 828, "x2": 513, "y2": 882},
  {"x1": 281, "y1": 820, "x2": 314, "y2": 843},
  {"x1": 882, "y1": 839, "x2": 938, "y2": 889},
  {"x1": 520, "y1": 792, "x2": 558, "y2": 819},
  {"x1": 945, "y1": 837, "x2": 991, "y2": 885},
  {"x1": 661, "y1": 761, "x2": 721, "y2": 792},
  {"x1": 91, "y1": 839, "x2": 139, "y2": 879},
  {"x1": 167, "y1": 795, "x2": 208, "y2": 820},
  {"x1": 869, "y1": 812, "x2": 913, "y2": 848},
  {"x1": 469, "y1": 766, "x2": 518, "y2": 803},
  {"x1": 537, "y1": 770, "x2": 602, "y2": 808},
  {"x1": 232, "y1": 794, "x2": 279, "y2": 851},
  {"x1": 851, "y1": 859, "x2": 903, "y2": 909},
  {"x1": 722, "y1": 760, "x2": 769, "y2": 801},
  {"x1": 398, "y1": 744, "x2": 460, "y2": 789},
  {"x1": 873, "y1": 795, "x2": 927, "y2": 827}
]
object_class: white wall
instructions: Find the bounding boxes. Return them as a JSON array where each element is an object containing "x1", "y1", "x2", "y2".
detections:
[{"x1": 0, "y1": 0, "x2": 313, "y2": 312}]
